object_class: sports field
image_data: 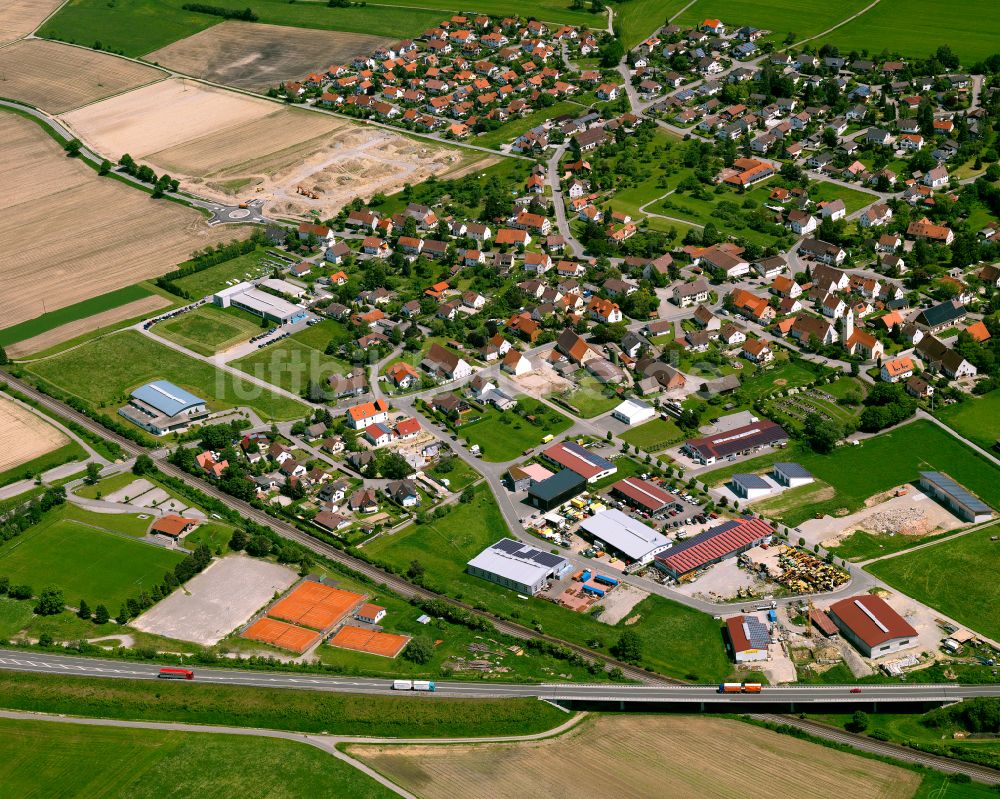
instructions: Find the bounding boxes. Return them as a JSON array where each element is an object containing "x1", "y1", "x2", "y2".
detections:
[
  {"x1": 350, "y1": 715, "x2": 919, "y2": 799},
  {"x1": 155, "y1": 305, "x2": 262, "y2": 356},
  {"x1": 936, "y1": 391, "x2": 1000, "y2": 454},
  {"x1": 868, "y1": 525, "x2": 1000, "y2": 642},
  {"x1": 242, "y1": 617, "x2": 320, "y2": 653},
  {"x1": 27, "y1": 329, "x2": 308, "y2": 421},
  {"x1": 269, "y1": 582, "x2": 363, "y2": 630},
  {"x1": 0, "y1": 509, "x2": 183, "y2": 609},
  {"x1": 41, "y1": 0, "x2": 444, "y2": 57},
  {"x1": 0, "y1": 716, "x2": 396, "y2": 799},
  {"x1": 328, "y1": 625, "x2": 410, "y2": 658}
]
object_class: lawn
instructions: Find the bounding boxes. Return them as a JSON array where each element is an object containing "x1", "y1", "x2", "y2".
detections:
[
  {"x1": 155, "y1": 305, "x2": 262, "y2": 356},
  {"x1": 0, "y1": 598, "x2": 34, "y2": 639},
  {"x1": 867, "y1": 525, "x2": 1000, "y2": 642},
  {"x1": 704, "y1": 420, "x2": 1000, "y2": 527},
  {"x1": 936, "y1": 390, "x2": 1000, "y2": 454},
  {"x1": 735, "y1": 357, "x2": 823, "y2": 402},
  {"x1": 0, "y1": 285, "x2": 153, "y2": 347},
  {"x1": 0, "y1": 506, "x2": 184, "y2": 609},
  {"x1": 475, "y1": 100, "x2": 580, "y2": 150},
  {"x1": 0, "y1": 441, "x2": 87, "y2": 489},
  {"x1": 0, "y1": 670, "x2": 568, "y2": 738},
  {"x1": 621, "y1": 417, "x2": 684, "y2": 452},
  {"x1": 615, "y1": 0, "x2": 694, "y2": 49},
  {"x1": 0, "y1": 716, "x2": 397, "y2": 799},
  {"x1": 366, "y1": 484, "x2": 730, "y2": 681},
  {"x1": 805, "y1": 181, "x2": 880, "y2": 214},
  {"x1": 822, "y1": 0, "x2": 1000, "y2": 64},
  {"x1": 824, "y1": 527, "x2": 958, "y2": 563},
  {"x1": 458, "y1": 398, "x2": 572, "y2": 462},
  {"x1": 27, "y1": 329, "x2": 308, "y2": 421},
  {"x1": 426, "y1": 456, "x2": 481, "y2": 492},
  {"x1": 41, "y1": 0, "x2": 443, "y2": 57},
  {"x1": 561, "y1": 383, "x2": 621, "y2": 418},
  {"x1": 230, "y1": 320, "x2": 353, "y2": 395},
  {"x1": 170, "y1": 249, "x2": 276, "y2": 298}
]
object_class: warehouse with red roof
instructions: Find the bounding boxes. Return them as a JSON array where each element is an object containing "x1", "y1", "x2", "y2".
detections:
[
  {"x1": 682, "y1": 420, "x2": 787, "y2": 464},
  {"x1": 827, "y1": 595, "x2": 917, "y2": 657},
  {"x1": 542, "y1": 440, "x2": 617, "y2": 482},
  {"x1": 654, "y1": 517, "x2": 774, "y2": 579},
  {"x1": 610, "y1": 477, "x2": 677, "y2": 514}
]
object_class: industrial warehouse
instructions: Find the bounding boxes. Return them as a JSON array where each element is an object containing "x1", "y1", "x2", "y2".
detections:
[
  {"x1": 578, "y1": 509, "x2": 670, "y2": 566},
  {"x1": 655, "y1": 516, "x2": 775, "y2": 580},
  {"x1": 542, "y1": 441, "x2": 617, "y2": 482},
  {"x1": 917, "y1": 471, "x2": 993, "y2": 523},
  {"x1": 827, "y1": 595, "x2": 918, "y2": 658},
  {"x1": 467, "y1": 539, "x2": 572, "y2": 595},
  {"x1": 610, "y1": 477, "x2": 677, "y2": 514},
  {"x1": 682, "y1": 420, "x2": 788, "y2": 465},
  {"x1": 118, "y1": 380, "x2": 209, "y2": 435},
  {"x1": 214, "y1": 281, "x2": 309, "y2": 324},
  {"x1": 726, "y1": 615, "x2": 770, "y2": 662},
  {"x1": 526, "y1": 468, "x2": 587, "y2": 511}
]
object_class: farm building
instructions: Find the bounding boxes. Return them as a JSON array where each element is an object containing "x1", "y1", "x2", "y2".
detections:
[
  {"x1": 526, "y1": 468, "x2": 587, "y2": 511},
  {"x1": 578, "y1": 509, "x2": 670, "y2": 566},
  {"x1": 542, "y1": 441, "x2": 617, "y2": 482},
  {"x1": 917, "y1": 471, "x2": 992, "y2": 522},
  {"x1": 771, "y1": 462, "x2": 814, "y2": 488},
  {"x1": 827, "y1": 595, "x2": 917, "y2": 658},
  {"x1": 214, "y1": 281, "x2": 307, "y2": 324},
  {"x1": 682, "y1": 420, "x2": 788, "y2": 465},
  {"x1": 729, "y1": 473, "x2": 772, "y2": 500},
  {"x1": 118, "y1": 380, "x2": 209, "y2": 435},
  {"x1": 467, "y1": 538, "x2": 572, "y2": 595},
  {"x1": 610, "y1": 477, "x2": 676, "y2": 514},
  {"x1": 611, "y1": 398, "x2": 656, "y2": 426},
  {"x1": 654, "y1": 517, "x2": 774, "y2": 580},
  {"x1": 725, "y1": 615, "x2": 770, "y2": 662}
]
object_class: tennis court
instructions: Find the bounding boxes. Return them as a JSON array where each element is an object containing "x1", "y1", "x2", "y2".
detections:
[
  {"x1": 268, "y1": 581, "x2": 364, "y2": 630},
  {"x1": 328, "y1": 625, "x2": 410, "y2": 658},
  {"x1": 242, "y1": 617, "x2": 320, "y2": 654}
]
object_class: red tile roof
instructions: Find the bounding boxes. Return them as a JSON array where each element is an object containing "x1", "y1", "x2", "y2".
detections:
[{"x1": 656, "y1": 517, "x2": 774, "y2": 576}]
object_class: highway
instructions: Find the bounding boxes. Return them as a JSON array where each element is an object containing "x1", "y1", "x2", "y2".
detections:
[{"x1": 4, "y1": 649, "x2": 1000, "y2": 705}]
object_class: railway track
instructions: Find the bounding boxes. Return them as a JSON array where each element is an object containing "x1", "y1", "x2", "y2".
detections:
[{"x1": 1, "y1": 372, "x2": 666, "y2": 685}]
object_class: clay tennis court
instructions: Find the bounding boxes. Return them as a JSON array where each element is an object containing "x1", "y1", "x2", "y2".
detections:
[
  {"x1": 328, "y1": 626, "x2": 410, "y2": 658},
  {"x1": 242, "y1": 617, "x2": 319, "y2": 654},
  {"x1": 268, "y1": 582, "x2": 363, "y2": 630}
]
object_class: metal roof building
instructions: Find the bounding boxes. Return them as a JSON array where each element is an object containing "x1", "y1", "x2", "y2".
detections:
[
  {"x1": 214, "y1": 281, "x2": 307, "y2": 324},
  {"x1": 918, "y1": 471, "x2": 992, "y2": 522},
  {"x1": 579, "y1": 509, "x2": 670, "y2": 565},
  {"x1": 610, "y1": 477, "x2": 676, "y2": 513},
  {"x1": 772, "y1": 462, "x2": 814, "y2": 487},
  {"x1": 726, "y1": 615, "x2": 770, "y2": 662},
  {"x1": 655, "y1": 516, "x2": 774, "y2": 579},
  {"x1": 467, "y1": 538, "x2": 572, "y2": 595},
  {"x1": 729, "y1": 473, "x2": 772, "y2": 500},
  {"x1": 827, "y1": 595, "x2": 917, "y2": 658},
  {"x1": 542, "y1": 441, "x2": 617, "y2": 482},
  {"x1": 120, "y1": 380, "x2": 209, "y2": 435},
  {"x1": 526, "y1": 468, "x2": 587, "y2": 511},
  {"x1": 682, "y1": 420, "x2": 787, "y2": 464}
]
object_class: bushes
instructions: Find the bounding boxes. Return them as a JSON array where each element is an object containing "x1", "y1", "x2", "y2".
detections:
[
  {"x1": 155, "y1": 236, "x2": 263, "y2": 298},
  {"x1": 181, "y1": 3, "x2": 258, "y2": 21}
]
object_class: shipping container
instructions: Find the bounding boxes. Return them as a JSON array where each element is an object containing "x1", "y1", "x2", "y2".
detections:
[
  {"x1": 720, "y1": 683, "x2": 742, "y2": 693},
  {"x1": 594, "y1": 574, "x2": 619, "y2": 587},
  {"x1": 392, "y1": 680, "x2": 414, "y2": 690},
  {"x1": 582, "y1": 585, "x2": 605, "y2": 597},
  {"x1": 742, "y1": 683, "x2": 762, "y2": 693},
  {"x1": 412, "y1": 680, "x2": 436, "y2": 692}
]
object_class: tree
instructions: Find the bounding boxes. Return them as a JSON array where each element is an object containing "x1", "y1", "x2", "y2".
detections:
[
  {"x1": 611, "y1": 629, "x2": 642, "y2": 664},
  {"x1": 460, "y1": 485, "x2": 475, "y2": 503},
  {"x1": 402, "y1": 635, "x2": 435, "y2": 664},
  {"x1": 94, "y1": 604, "x2": 110, "y2": 625},
  {"x1": 99, "y1": 158, "x2": 112, "y2": 176},
  {"x1": 406, "y1": 559, "x2": 425, "y2": 581},
  {"x1": 847, "y1": 710, "x2": 869, "y2": 732},
  {"x1": 0, "y1": 345, "x2": 8, "y2": 364},
  {"x1": 35, "y1": 586, "x2": 65, "y2": 616},
  {"x1": 802, "y1": 412, "x2": 843, "y2": 453},
  {"x1": 83, "y1": 461, "x2": 102, "y2": 485},
  {"x1": 229, "y1": 528, "x2": 249, "y2": 551},
  {"x1": 77, "y1": 599, "x2": 91, "y2": 620},
  {"x1": 245, "y1": 534, "x2": 272, "y2": 557},
  {"x1": 132, "y1": 454, "x2": 156, "y2": 476},
  {"x1": 65, "y1": 138, "x2": 83, "y2": 157}
]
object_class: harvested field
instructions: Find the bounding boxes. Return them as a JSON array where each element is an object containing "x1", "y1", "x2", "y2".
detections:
[
  {"x1": 0, "y1": 114, "x2": 239, "y2": 327},
  {"x1": 0, "y1": 396, "x2": 68, "y2": 473},
  {"x1": 6, "y1": 295, "x2": 171, "y2": 358},
  {"x1": 242, "y1": 617, "x2": 320, "y2": 654},
  {"x1": 0, "y1": 39, "x2": 164, "y2": 113},
  {"x1": 132, "y1": 556, "x2": 297, "y2": 645},
  {"x1": 144, "y1": 21, "x2": 394, "y2": 92},
  {"x1": 328, "y1": 626, "x2": 410, "y2": 658},
  {"x1": 350, "y1": 715, "x2": 920, "y2": 799},
  {"x1": 0, "y1": 0, "x2": 64, "y2": 44},
  {"x1": 61, "y1": 78, "x2": 479, "y2": 219},
  {"x1": 269, "y1": 582, "x2": 363, "y2": 631}
]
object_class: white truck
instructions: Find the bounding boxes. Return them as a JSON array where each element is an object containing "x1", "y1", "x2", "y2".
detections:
[{"x1": 392, "y1": 680, "x2": 436, "y2": 692}]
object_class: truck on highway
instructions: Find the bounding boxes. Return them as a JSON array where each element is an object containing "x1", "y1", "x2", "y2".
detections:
[
  {"x1": 158, "y1": 667, "x2": 194, "y2": 680},
  {"x1": 392, "y1": 679, "x2": 436, "y2": 692},
  {"x1": 719, "y1": 682, "x2": 762, "y2": 693}
]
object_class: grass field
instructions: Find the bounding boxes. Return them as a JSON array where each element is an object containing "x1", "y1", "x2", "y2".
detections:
[
  {"x1": 170, "y1": 248, "x2": 278, "y2": 298},
  {"x1": 0, "y1": 716, "x2": 396, "y2": 799},
  {"x1": 373, "y1": 0, "x2": 598, "y2": 26},
  {"x1": 0, "y1": 442, "x2": 87, "y2": 489},
  {"x1": 868, "y1": 525, "x2": 1000, "y2": 641},
  {"x1": 366, "y1": 484, "x2": 730, "y2": 680},
  {"x1": 615, "y1": 0, "x2": 693, "y2": 49},
  {"x1": 0, "y1": 670, "x2": 568, "y2": 737},
  {"x1": 41, "y1": 0, "x2": 445, "y2": 57},
  {"x1": 705, "y1": 420, "x2": 1000, "y2": 526},
  {"x1": 620, "y1": 417, "x2": 684, "y2": 452},
  {"x1": 822, "y1": 0, "x2": 1000, "y2": 64},
  {"x1": 673, "y1": 0, "x2": 873, "y2": 46},
  {"x1": 823, "y1": 527, "x2": 958, "y2": 562},
  {"x1": 349, "y1": 715, "x2": 919, "y2": 799},
  {"x1": 0, "y1": 506, "x2": 183, "y2": 609},
  {"x1": 0, "y1": 598, "x2": 34, "y2": 639},
  {"x1": 475, "y1": 100, "x2": 581, "y2": 149},
  {"x1": 0, "y1": 285, "x2": 153, "y2": 347},
  {"x1": 936, "y1": 391, "x2": 1000, "y2": 454},
  {"x1": 458, "y1": 399, "x2": 572, "y2": 461},
  {"x1": 155, "y1": 305, "x2": 262, "y2": 356},
  {"x1": 27, "y1": 329, "x2": 308, "y2": 421},
  {"x1": 561, "y1": 379, "x2": 621, "y2": 418}
]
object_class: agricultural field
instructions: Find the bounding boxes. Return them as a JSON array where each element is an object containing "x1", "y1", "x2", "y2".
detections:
[
  {"x1": 0, "y1": 716, "x2": 396, "y2": 799},
  {"x1": 867, "y1": 525, "x2": 1000, "y2": 642},
  {"x1": 0, "y1": 112, "x2": 239, "y2": 329},
  {"x1": 40, "y1": 0, "x2": 444, "y2": 57},
  {"x1": 62, "y1": 79, "x2": 475, "y2": 219},
  {"x1": 0, "y1": 0, "x2": 64, "y2": 44},
  {"x1": 0, "y1": 39, "x2": 165, "y2": 114},
  {"x1": 458, "y1": 399, "x2": 572, "y2": 461},
  {"x1": 0, "y1": 396, "x2": 75, "y2": 477},
  {"x1": 145, "y1": 21, "x2": 395, "y2": 92},
  {"x1": 349, "y1": 715, "x2": 920, "y2": 799},
  {"x1": 936, "y1": 391, "x2": 1000, "y2": 454},
  {"x1": 366, "y1": 484, "x2": 730, "y2": 681},
  {"x1": 377, "y1": 0, "x2": 598, "y2": 27},
  {"x1": 673, "y1": 0, "x2": 873, "y2": 46},
  {"x1": 0, "y1": 505, "x2": 183, "y2": 609},
  {"x1": 621, "y1": 417, "x2": 684, "y2": 452},
  {"x1": 230, "y1": 320, "x2": 353, "y2": 394},
  {"x1": 27, "y1": 329, "x2": 308, "y2": 421},
  {"x1": 705, "y1": 420, "x2": 1000, "y2": 526},
  {"x1": 155, "y1": 304, "x2": 263, "y2": 356},
  {"x1": 822, "y1": 0, "x2": 1000, "y2": 64}
]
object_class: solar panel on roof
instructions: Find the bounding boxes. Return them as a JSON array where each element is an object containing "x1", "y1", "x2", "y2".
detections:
[
  {"x1": 520, "y1": 548, "x2": 541, "y2": 559},
  {"x1": 492, "y1": 539, "x2": 523, "y2": 554},
  {"x1": 532, "y1": 552, "x2": 563, "y2": 567},
  {"x1": 920, "y1": 471, "x2": 990, "y2": 513}
]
